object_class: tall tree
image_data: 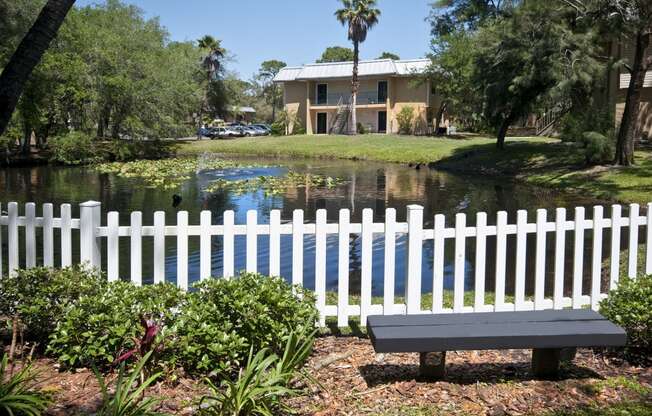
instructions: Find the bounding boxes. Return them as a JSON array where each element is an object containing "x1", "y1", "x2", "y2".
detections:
[
  {"x1": 473, "y1": 2, "x2": 599, "y2": 148},
  {"x1": 377, "y1": 51, "x2": 400, "y2": 60},
  {"x1": 561, "y1": 0, "x2": 652, "y2": 166},
  {"x1": 429, "y1": 0, "x2": 520, "y2": 37},
  {"x1": 335, "y1": 0, "x2": 381, "y2": 135},
  {"x1": 256, "y1": 60, "x2": 286, "y2": 122},
  {"x1": 0, "y1": 0, "x2": 76, "y2": 137},
  {"x1": 316, "y1": 46, "x2": 354, "y2": 63},
  {"x1": 197, "y1": 35, "x2": 225, "y2": 138}
]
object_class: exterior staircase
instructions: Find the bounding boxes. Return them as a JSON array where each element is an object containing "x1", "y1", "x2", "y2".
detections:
[
  {"x1": 535, "y1": 103, "x2": 571, "y2": 136},
  {"x1": 329, "y1": 96, "x2": 352, "y2": 134}
]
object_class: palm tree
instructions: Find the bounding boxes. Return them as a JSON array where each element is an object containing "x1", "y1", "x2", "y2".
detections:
[
  {"x1": 197, "y1": 35, "x2": 225, "y2": 139},
  {"x1": 335, "y1": 0, "x2": 380, "y2": 135},
  {"x1": 0, "y1": 0, "x2": 76, "y2": 137}
]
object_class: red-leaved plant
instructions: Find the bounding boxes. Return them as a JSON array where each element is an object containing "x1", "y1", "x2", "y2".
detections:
[{"x1": 114, "y1": 315, "x2": 164, "y2": 367}]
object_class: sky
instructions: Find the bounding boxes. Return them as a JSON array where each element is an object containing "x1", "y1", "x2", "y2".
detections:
[{"x1": 75, "y1": 0, "x2": 434, "y2": 80}]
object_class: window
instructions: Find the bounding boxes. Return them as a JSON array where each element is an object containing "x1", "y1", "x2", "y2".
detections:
[
  {"x1": 378, "y1": 81, "x2": 388, "y2": 102},
  {"x1": 317, "y1": 84, "x2": 328, "y2": 105}
]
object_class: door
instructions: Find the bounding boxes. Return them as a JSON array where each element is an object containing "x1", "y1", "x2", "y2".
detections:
[
  {"x1": 377, "y1": 80, "x2": 388, "y2": 103},
  {"x1": 316, "y1": 112, "x2": 328, "y2": 134},
  {"x1": 317, "y1": 84, "x2": 328, "y2": 105},
  {"x1": 378, "y1": 111, "x2": 387, "y2": 133}
]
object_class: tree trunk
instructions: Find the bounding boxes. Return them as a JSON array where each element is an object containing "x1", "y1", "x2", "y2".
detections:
[
  {"x1": 351, "y1": 41, "x2": 359, "y2": 135},
  {"x1": 0, "y1": 0, "x2": 76, "y2": 136},
  {"x1": 271, "y1": 84, "x2": 277, "y2": 123},
  {"x1": 614, "y1": 31, "x2": 651, "y2": 166},
  {"x1": 496, "y1": 115, "x2": 512, "y2": 150},
  {"x1": 435, "y1": 101, "x2": 448, "y2": 136}
]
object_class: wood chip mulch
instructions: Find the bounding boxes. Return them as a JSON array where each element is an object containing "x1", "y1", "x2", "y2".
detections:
[
  {"x1": 17, "y1": 336, "x2": 652, "y2": 415},
  {"x1": 288, "y1": 336, "x2": 652, "y2": 416}
]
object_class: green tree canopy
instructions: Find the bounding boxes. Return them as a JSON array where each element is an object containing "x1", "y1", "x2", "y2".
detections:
[
  {"x1": 316, "y1": 46, "x2": 354, "y2": 63},
  {"x1": 377, "y1": 51, "x2": 400, "y2": 60}
]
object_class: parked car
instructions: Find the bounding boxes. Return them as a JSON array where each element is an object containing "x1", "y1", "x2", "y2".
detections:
[
  {"x1": 242, "y1": 126, "x2": 266, "y2": 137},
  {"x1": 227, "y1": 126, "x2": 246, "y2": 137},
  {"x1": 205, "y1": 126, "x2": 240, "y2": 139},
  {"x1": 250, "y1": 124, "x2": 271, "y2": 135},
  {"x1": 197, "y1": 127, "x2": 211, "y2": 138}
]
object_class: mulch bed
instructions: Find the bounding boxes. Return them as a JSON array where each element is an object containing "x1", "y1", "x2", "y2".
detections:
[
  {"x1": 14, "y1": 336, "x2": 652, "y2": 415},
  {"x1": 289, "y1": 337, "x2": 652, "y2": 415}
]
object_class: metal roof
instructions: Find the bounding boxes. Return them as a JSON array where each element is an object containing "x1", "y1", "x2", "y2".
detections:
[
  {"x1": 273, "y1": 58, "x2": 429, "y2": 82},
  {"x1": 228, "y1": 105, "x2": 256, "y2": 113}
]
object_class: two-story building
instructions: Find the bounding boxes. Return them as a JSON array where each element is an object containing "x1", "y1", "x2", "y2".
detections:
[
  {"x1": 273, "y1": 58, "x2": 440, "y2": 135},
  {"x1": 603, "y1": 38, "x2": 652, "y2": 140}
]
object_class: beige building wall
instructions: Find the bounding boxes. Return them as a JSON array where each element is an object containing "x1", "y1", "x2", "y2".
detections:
[
  {"x1": 615, "y1": 88, "x2": 652, "y2": 140},
  {"x1": 283, "y1": 81, "x2": 307, "y2": 134},
  {"x1": 281, "y1": 74, "x2": 439, "y2": 135},
  {"x1": 389, "y1": 77, "x2": 430, "y2": 134}
]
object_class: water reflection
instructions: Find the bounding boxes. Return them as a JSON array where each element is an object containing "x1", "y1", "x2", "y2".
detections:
[{"x1": 0, "y1": 156, "x2": 619, "y2": 301}]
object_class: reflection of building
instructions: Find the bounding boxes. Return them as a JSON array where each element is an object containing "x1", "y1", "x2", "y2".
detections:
[{"x1": 274, "y1": 59, "x2": 446, "y2": 135}]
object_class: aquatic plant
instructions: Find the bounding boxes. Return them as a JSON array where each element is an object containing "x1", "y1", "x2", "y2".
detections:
[
  {"x1": 205, "y1": 171, "x2": 345, "y2": 196},
  {"x1": 95, "y1": 156, "x2": 245, "y2": 189}
]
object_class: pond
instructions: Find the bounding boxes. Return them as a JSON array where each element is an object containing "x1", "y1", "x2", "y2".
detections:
[{"x1": 1, "y1": 155, "x2": 612, "y2": 299}]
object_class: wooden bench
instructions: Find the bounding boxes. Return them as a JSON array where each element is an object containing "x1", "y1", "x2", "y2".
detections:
[{"x1": 367, "y1": 309, "x2": 627, "y2": 379}]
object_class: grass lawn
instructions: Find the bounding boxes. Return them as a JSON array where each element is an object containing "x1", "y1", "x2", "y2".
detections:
[
  {"x1": 180, "y1": 134, "x2": 652, "y2": 204},
  {"x1": 179, "y1": 134, "x2": 554, "y2": 165}
]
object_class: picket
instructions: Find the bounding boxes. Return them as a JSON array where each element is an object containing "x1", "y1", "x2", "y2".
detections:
[
  {"x1": 2, "y1": 200, "x2": 651, "y2": 328},
  {"x1": 130, "y1": 211, "x2": 142, "y2": 286},
  {"x1": 43, "y1": 203, "x2": 54, "y2": 267}
]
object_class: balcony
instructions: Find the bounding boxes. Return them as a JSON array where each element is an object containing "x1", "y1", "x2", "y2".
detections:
[{"x1": 313, "y1": 91, "x2": 386, "y2": 106}]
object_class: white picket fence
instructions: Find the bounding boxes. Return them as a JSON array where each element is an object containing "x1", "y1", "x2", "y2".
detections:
[{"x1": 1, "y1": 201, "x2": 651, "y2": 327}]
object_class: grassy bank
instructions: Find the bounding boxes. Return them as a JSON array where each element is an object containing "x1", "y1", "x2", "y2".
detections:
[
  {"x1": 179, "y1": 134, "x2": 553, "y2": 164},
  {"x1": 432, "y1": 139, "x2": 652, "y2": 205}
]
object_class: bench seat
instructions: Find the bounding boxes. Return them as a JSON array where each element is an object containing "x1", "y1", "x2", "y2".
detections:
[{"x1": 367, "y1": 309, "x2": 627, "y2": 379}]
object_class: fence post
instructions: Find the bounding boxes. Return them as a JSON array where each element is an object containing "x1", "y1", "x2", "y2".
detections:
[
  {"x1": 406, "y1": 205, "x2": 423, "y2": 315},
  {"x1": 80, "y1": 201, "x2": 102, "y2": 269}
]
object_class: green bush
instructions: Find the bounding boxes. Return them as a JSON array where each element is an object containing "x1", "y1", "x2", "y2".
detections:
[
  {"x1": 47, "y1": 281, "x2": 184, "y2": 369},
  {"x1": 0, "y1": 266, "x2": 106, "y2": 344},
  {"x1": 95, "y1": 139, "x2": 177, "y2": 162},
  {"x1": 175, "y1": 273, "x2": 318, "y2": 375},
  {"x1": 583, "y1": 131, "x2": 614, "y2": 165},
  {"x1": 357, "y1": 122, "x2": 367, "y2": 134},
  {"x1": 270, "y1": 121, "x2": 285, "y2": 136},
  {"x1": 600, "y1": 275, "x2": 652, "y2": 359},
  {"x1": 396, "y1": 106, "x2": 415, "y2": 135},
  {"x1": 48, "y1": 131, "x2": 98, "y2": 165},
  {"x1": 199, "y1": 330, "x2": 315, "y2": 416},
  {"x1": 559, "y1": 107, "x2": 614, "y2": 143}
]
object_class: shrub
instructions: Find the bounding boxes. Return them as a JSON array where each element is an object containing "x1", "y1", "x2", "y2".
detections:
[
  {"x1": 49, "y1": 131, "x2": 98, "y2": 165},
  {"x1": 396, "y1": 106, "x2": 415, "y2": 135},
  {"x1": 600, "y1": 275, "x2": 652, "y2": 360},
  {"x1": 583, "y1": 131, "x2": 614, "y2": 165},
  {"x1": 357, "y1": 122, "x2": 367, "y2": 134},
  {"x1": 0, "y1": 266, "x2": 106, "y2": 345},
  {"x1": 47, "y1": 282, "x2": 184, "y2": 370},
  {"x1": 270, "y1": 121, "x2": 285, "y2": 136},
  {"x1": 0, "y1": 354, "x2": 50, "y2": 416},
  {"x1": 93, "y1": 352, "x2": 164, "y2": 416},
  {"x1": 199, "y1": 329, "x2": 315, "y2": 416},
  {"x1": 175, "y1": 273, "x2": 318, "y2": 375},
  {"x1": 559, "y1": 106, "x2": 614, "y2": 143},
  {"x1": 95, "y1": 139, "x2": 177, "y2": 162}
]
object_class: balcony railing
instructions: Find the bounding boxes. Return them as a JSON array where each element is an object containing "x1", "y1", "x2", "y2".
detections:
[{"x1": 314, "y1": 91, "x2": 386, "y2": 106}]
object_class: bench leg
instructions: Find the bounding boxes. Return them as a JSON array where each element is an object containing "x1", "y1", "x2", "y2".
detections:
[
  {"x1": 531, "y1": 348, "x2": 560, "y2": 379},
  {"x1": 419, "y1": 351, "x2": 446, "y2": 379}
]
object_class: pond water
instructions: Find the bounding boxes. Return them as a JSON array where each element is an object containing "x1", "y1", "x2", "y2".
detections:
[{"x1": 1, "y1": 155, "x2": 614, "y2": 299}]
